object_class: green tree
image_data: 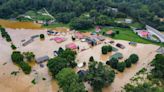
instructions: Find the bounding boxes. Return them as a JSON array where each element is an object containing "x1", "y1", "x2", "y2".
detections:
[
  {"x1": 125, "y1": 59, "x2": 132, "y2": 68},
  {"x1": 56, "y1": 68, "x2": 86, "y2": 92},
  {"x1": 23, "y1": 52, "x2": 35, "y2": 62},
  {"x1": 129, "y1": 54, "x2": 139, "y2": 64},
  {"x1": 40, "y1": 34, "x2": 45, "y2": 39},
  {"x1": 19, "y1": 62, "x2": 31, "y2": 74},
  {"x1": 11, "y1": 51, "x2": 24, "y2": 64},
  {"x1": 87, "y1": 61, "x2": 115, "y2": 92},
  {"x1": 70, "y1": 16, "x2": 93, "y2": 30},
  {"x1": 117, "y1": 62, "x2": 126, "y2": 72},
  {"x1": 47, "y1": 56, "x2": 68, "y2": 77},
  {"x1": 106, "y1": 58, "x2": 118, "y2": 69},
  {"x1": 11, "y1": 44, "x2": 17, "y2": 50},
  {"x1": 89, "y1": 56, "x2": 94, "y2": 62},
  {"x1": 101, "y1": 45, "x2": 112, "y2": 54},
  {"x1": 151, "y1": 54, "x2": 164, "y2": 80}
]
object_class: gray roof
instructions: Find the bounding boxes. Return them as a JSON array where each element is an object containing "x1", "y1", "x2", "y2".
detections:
[{"x1": 36, "y1": 55, "x2": 49, "y2": 63}]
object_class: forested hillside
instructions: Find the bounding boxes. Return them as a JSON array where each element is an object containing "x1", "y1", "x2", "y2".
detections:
[{"x1": 0, "y1": 0, "x2": 164, "y2": 31}]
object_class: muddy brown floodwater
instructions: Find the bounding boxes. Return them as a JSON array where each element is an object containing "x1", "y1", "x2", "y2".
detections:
[{"x1": 0, "y1": 19, "x2": 42, "y2": 29}]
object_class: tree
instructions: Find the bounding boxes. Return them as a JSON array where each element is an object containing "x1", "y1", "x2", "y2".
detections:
[
  {"x1": 89, "y1": 56, "x2": 94, "y2": 62},
  {"x1": 129, "y1": 54, "x2": 139, "y2": 64},
  {"x1": 11, "y1": 44, "x2": 17, "y2": 50},
  {"x1": 151, "y1": 54, "x2": 164, "y2": 79},
  {"x1": 125, "y1": 59, "x2": 132, "y2": 68},
  {"x1": 106, "y1": 58, "x2": 118, "y2": 69},
  {"x1": 11, "y1": 51, "x2": 31, "y2": 74},
  {"x1": 40, "y1": 34, "x2": 45, "y2": 39},
  {"x1": 19, "y1": 62, "x2": 31, "y2": 74},
  {"x1": 59, "y1": 49, "x2": 77, "y2": 68},
  {"x1": 124, "y1": 82, "x2": 163, "y2": 92},
  {"x1": 23, "y1": 52, "x2": 35, "y2": 62},
  {"x1": 11, "y1": 51, "x2": 24, "y2": 64},
  {"x1": 117, "y1": 62, "x2": 126, "y2": 72},
  {"x1": 47, "y1": 56, "x2": 68, "y2": 77},
  {"x1": 58, "y1": 47, "x2": 64, "y2": 55},
  {"x1": 56, "y1": 68, "x2": 86, "y2": 92},
  {"x1": 87, "y1": 61, "x2": 115, "y2": 92},
  {"x1": 70, "y1": 16, "x2": 93, "y2": 30},
  {"x1": 101, "y1": 45, "x2": 112, "y2": 55}
]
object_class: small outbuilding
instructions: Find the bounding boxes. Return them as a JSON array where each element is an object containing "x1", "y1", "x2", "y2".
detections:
[{"x1": 36, "y1": 55, "x2": 49, "y2": 63}]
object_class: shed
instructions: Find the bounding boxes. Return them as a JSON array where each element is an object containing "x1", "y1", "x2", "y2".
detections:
[
  {"x1": 36, "y1": 55, "x2": 49, "y2": 63},
  {"x1": 110, "y1": 52, "x2": 123, "y2": 60}
]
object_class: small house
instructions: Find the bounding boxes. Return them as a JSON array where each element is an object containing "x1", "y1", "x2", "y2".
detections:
[
  {"x1": 106, "y1": 30, "x2": 115, "y2": 36},
  {"x1": 36, "y1": 55, "x2": 49, "y2": 63}
]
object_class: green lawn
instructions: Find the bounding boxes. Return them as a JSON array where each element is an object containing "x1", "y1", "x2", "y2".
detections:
[
  {"x1": 42, "y1": 23, "x2": 69, "y2": 28},
  {"x1": 102, "y1": 27, "x2": 164, "y2": 46}
]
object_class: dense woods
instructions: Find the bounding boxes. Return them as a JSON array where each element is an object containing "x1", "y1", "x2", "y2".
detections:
[{"x1": 0, "y1": 0, "x2": 163, "y2": 31}]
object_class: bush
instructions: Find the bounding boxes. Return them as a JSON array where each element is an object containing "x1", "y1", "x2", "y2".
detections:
[
  {"x1": 102, "y1": 45, "x2": 112, "y2": 54},
  {"x1": 40, "y1": 34, "x2": 45, "y2": 39},
  {"x1": 106, "y1": 58, "x2": 118, "y2": 69},
  {"x1": 117, "y1": 62, "x2": 126, "y2": 72},
  {"x1": 11, "y1": 44, "x2": 17, "y2": 50},
  {"x1": 89, "y1": 56, "x2": 94, "y2": 62},
  {"x1": 11, "y1": 51, "x2": 24, "y2": 64},
  {"x1": 125, "y1": 59, "x2": 132, "y2": 68},
  {"x1": 129, "y1": 54, "x2": 139, "y2": 64},
  {"x1": 19, "y1": 62, "x2": 31, "y2": 74}
]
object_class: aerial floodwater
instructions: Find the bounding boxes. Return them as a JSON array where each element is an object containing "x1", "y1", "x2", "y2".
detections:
[{"x1": 0, "y1": 0, "x2": 164, "y2": 92}]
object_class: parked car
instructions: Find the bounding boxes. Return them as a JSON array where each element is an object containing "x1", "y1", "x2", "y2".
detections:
[{"x1": 116, "y1": 43, "x2": 125, "y2": 49}]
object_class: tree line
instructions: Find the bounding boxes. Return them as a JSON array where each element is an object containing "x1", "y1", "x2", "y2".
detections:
[{"x1": 0, "y1": 0, "x2": 163, "y2": 31}]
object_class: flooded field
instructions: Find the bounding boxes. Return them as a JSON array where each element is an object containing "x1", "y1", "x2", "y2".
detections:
[
  {"x1": 0, "y1": 28, "x2": 159, "y2": 92},
  {"x1": 0, "y1": 19, "x2": 41, "y2": 29}
]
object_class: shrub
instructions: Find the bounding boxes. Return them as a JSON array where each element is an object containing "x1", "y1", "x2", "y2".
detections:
[
  {"x1": 11, "y1": 44, "x2": 17, "y2": 50},
  {"x1": 106, "y1": 58, "x2": 118, "y2": 69},
  {"x1": 40, "y1": 34, "x2": 45, "y2": 39},
  {"x1": 117, "y1": 62, "x2": 126, "y2": 72},
  {"x1": 89, "y1": 56, "x2": 94, "y2": 62},
  {"x1": 129, "y1": 54, "x2": 139, "y2": 64},
  {"x1": 11, "y1": 51, "x2": 24, "y2": 64},
  {"x1": 102, "y1": 45, "x2": 112, "y2": 54},
  {"x1": 19, "y1": 62, "x2": 31, "y2": 74},
  {"x1": 125, "y1": 59, "x2": 132, "y2": 68}
]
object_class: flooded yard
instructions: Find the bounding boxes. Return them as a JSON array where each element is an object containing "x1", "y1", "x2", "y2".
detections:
[{"x1": 0, "y1": 28, "x2": 159, "y2": 92}]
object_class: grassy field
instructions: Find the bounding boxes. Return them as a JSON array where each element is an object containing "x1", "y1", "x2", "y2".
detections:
[
  {"x1": 77, "y1": 27, "x2": 164, "y2": 46},
  {"x1": 104, "y1": 27, "x2": 164, "y2": 46},
  {"x1": 42, "y1": 23, "x2": 69, "y2": 28}
]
